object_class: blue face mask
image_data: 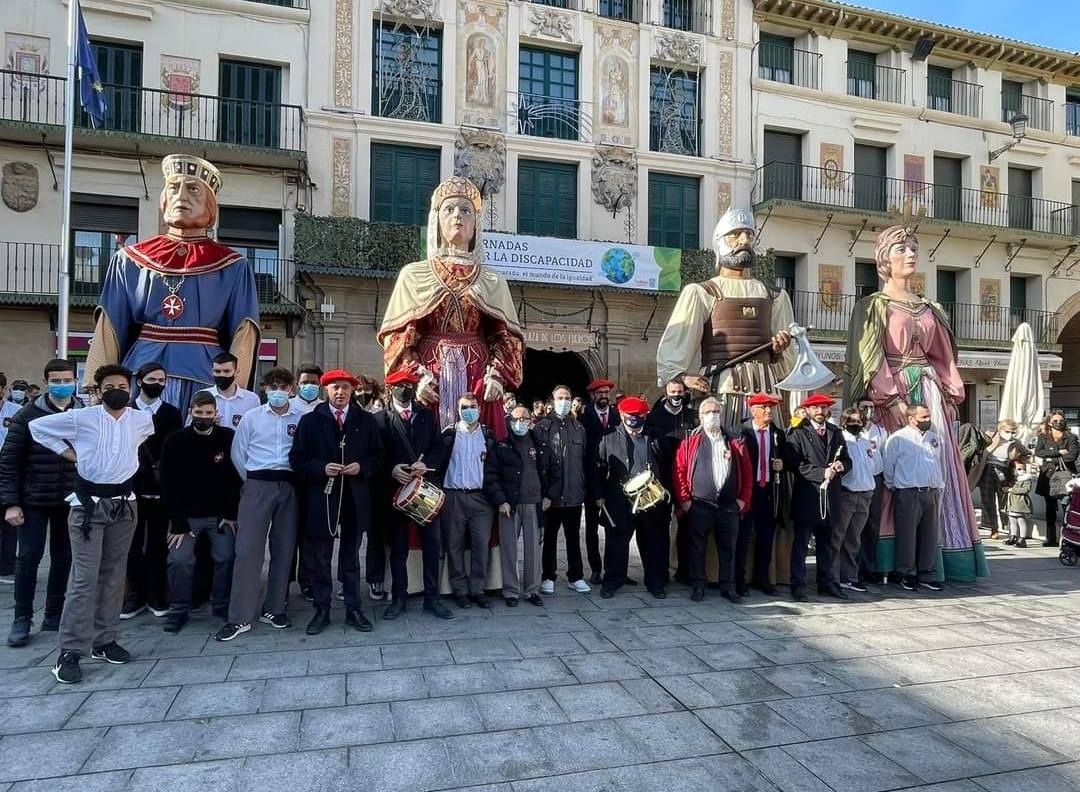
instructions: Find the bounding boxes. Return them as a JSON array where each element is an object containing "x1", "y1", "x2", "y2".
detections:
[
  {"x1": 511, "y1": 420, "x2": 530, "y2": 436},
  {"x1": 267, "y1": 390, "x2": 290, "y2": 408},
  {"x1": 47, "y1": 383, "x2": 76, "y2": 400},
  {"x1": 460, "y1": 407, "x2": 480, "y2": 425},
  {"x1": 553, "y1": 399, "x2": 572, "y2": 417},
  {"x1": 298, "y1": 383, "x2": 320, "y2": 402}
]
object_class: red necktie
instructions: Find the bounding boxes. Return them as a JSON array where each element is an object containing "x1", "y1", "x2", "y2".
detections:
[
  {"x1": 335, "y1": 409, "x2": 344, "y2": 429},
  {"x1": 600, "y1": 411, "x2": 608, "y2": 429},
  {"x1": 401, "y1": 408, "x2": 411, "y2": 422},
  {"x1": 817, "y1": 425, "x2": 826, "y2": 439},
  {"x1": 758, "y1": 429, "x2": 768, "y2": 487}
]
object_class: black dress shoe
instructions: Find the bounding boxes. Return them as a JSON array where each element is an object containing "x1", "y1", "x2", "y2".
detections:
[
  {"x1": 589, "y1": 570, "x2": 603, "y2": 585},
  {"x1": 650, "y1": 588, "x2": 667, "y2": 600},
  {"x1": 345, "y1": 608, "x2": 373, "y2": 632},
  {"x1": 504, "y1": 597, "x2": 518, "y2": 607},
  {"x1": 163, "y1": 612, "x2": 189, "y2": 634},
  {"x1": 383, "y1": 598, "x2": 406, "y2": 620},
  {"x1": 791, "y1": 587, "x2": 808, "y2": 602},
  {"x1": 306, "y1": 607, "x2": 330, "y2": 635},
  {"x1": 455, "y1": 594, "x2": 472, "y2": 609},
  {"x1": 690, "y1": 587, "x2": 705, "y2": 602},
  {"x1": 818, "y1": 583, "x2": 847, "y2": 599},
  {"x1": 736, "y1": 586, "x2": 749, "y2": 597},
  {"x1": 525, "y1": 593, "x2": 543, "y2": 606},
  {"x1": 600, "y1": 589, "x2": 615, "y2": 599},
  {"x1": 423, "y1": 599, "x2": 454, "y2": 620},
  {"x1": 470, "y1": 594, "x2": 491, "y2": 609},
  {"x1": 721, "y1": 590, "x2": 743, "y2": 604},
  {"x1": 753, "y1": 583, "x2": 778, "y2": 595},
  {"x1": 7, "y1": 616, "x2": 31, "y2": 647}
]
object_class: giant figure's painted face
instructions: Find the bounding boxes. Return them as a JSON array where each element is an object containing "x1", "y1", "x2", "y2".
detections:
[
  {"x1": 162, "y1": 175, "x2": 213, "y2": 230},
  {"x1": 437, "y1": 196, "x2": 477, "y2": 252}
]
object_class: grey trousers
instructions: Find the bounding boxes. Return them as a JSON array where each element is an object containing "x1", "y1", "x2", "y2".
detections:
[
  {"x1": 498, "y1": 503, "x2": 541, "y2": 599},
  {"x1": 228, "y1": 480, "x2": 297, "y2": 624},
  {"x1": 61, "y1": 498, "x2": 138, "y2": 656},
  {"x1": 832, "y1": 489, "x2": 872, "y2": 584},
  {"x1": 893, "y1": 487, "x2": 941, "y2": 581},
  {"x1": 168, "y1": 516, "x2": 236, "y2": 614},
  {"x1": 444, "y1": 490, "x2": 494, "y2": 596}
]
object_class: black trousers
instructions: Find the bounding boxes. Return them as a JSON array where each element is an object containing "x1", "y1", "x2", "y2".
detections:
[
  {"x1": 542, "y1": 504, "x2": 584, "y2": 582},
  {"x1": 13, "y1": 504, "x2": 71, "y2": 620},
  {"x1": 310, "y1": 523, "x2": 363, "y2": 610},
  {"x1": 125, "y1": 496, "x2": 169, "y2": 609},
  {"x1": 601, "y1": 507, "x2": 636, "y2": 594},
  {"x1": 688, "y1": 500, "x2": 739, "y2": 591},
  {"x1": 1043, "y1": 495, "x2": 1061, "y2": 545},
  {"x1": 0, "y1": 520, "x2": 16, "y2": 576},
  {"x1": 584, "y1": 500, "x2": 605, "y2": 575},
  {"x1": 857, "y1": 474, "x2": 884, "y2": 579},
  {"x1": 791, "y1": 518, "x2": 835, "y2": 590},
  {"x1": 636, "y1": 504, "x2": 671, "y2": 593},
  {"x1": 389, "y1": 515, "x2": 442, "y2": 600},
  {"x1": 736, "y1": 485, "x2": 777, "y2": 591}
]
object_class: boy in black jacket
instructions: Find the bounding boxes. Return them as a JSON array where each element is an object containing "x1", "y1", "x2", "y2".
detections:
[{"x1": 160, "y1": 391, "x2": 242, "y2": 633}]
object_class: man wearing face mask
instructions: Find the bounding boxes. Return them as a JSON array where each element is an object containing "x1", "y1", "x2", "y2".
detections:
[
  {"x1": 214, "y1": 367, "x2": 301, "y2": 642},
  {"x1": 198, "y1": 353, "x2": 261, "y2": 429},
  {"x1": 0, "y1": 359, "x2": 81, "y2": 647},
  {"x1": 738, "y1": 393, "x2": 787, "y2": 596},
  {"x1": 287, "y1": 364, "x2": 323, "y2": 602},
  {"x1": 592, "y1": 397, "x2": 667, "y2": 598},
  {"x1": 485, "y1": 405, "x2": 544, "y2": 607},
  {"x1": 978, "y1": 420, "x2": 1021, "y2": 540},
  {"x1": 374, "y1": 370, "x2": 451, "y2": 620},
  {"x1": 30, "y1": 365, "x2": 155, "y2": 684},
  {"x1": 855, "y1": 399, "x2": 888, "y2": 584},
  {"x1": 648, "y1": 378, "x2": 699, "y2": 585},
  {"x1": 440, "y1": 393, "x2": 496, "y2": 609},
  {"x1": 160, "y1": 391, "x2": 242, "y2": 633},
  {"x1": 535, "y1": 385, "x2": 589, "y2": 595},
  {"x1": 581, "y1": 379, "x2": 621, "y2": 584},
  {"x1": 833, "y1": 408, "x2": 876, "y2": 593},
  {"x1": 291, "y1": 364, "x2": 324, "y2": 416},
  {"x1": 883, "y1": 404, "x2": 946, "y2": 592},
  {"x1": 121, "y1": 363, "x2": 183, "y2": 620},
  {"x1": 7, "y1": 379, "x2": 29, "y2": 409}
]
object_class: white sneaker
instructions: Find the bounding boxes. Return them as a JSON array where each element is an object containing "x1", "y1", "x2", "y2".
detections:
[
  {"x1": 540, "y1": 580, "x2": 555, "y2": 596},
  {"x1": 569, "y1": 579, "x2": 591, "y2": 594}
]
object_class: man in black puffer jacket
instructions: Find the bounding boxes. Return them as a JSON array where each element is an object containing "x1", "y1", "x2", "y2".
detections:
[{"x1": 0, "y1": 358, "x2": 81, "y2": 647}]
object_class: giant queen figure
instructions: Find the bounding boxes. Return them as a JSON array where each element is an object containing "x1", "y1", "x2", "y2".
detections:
[
  {"x1": 844, "y1": 225, "x2": 988, "y2": 582},
  {"x1": 84, "y1": 155, "x2": 260, "y2": 411},
  {"x1": 378, "y1": 176, "x2": 523, "y2": 437}
]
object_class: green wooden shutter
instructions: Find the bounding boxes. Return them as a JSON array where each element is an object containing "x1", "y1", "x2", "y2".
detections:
[
  {"x1": 518, "y1": 160, "x2": 577, "y2": 238},
  {"x1": 370, "y1": 144, "x2": 441, "y2": 226},
  {"x1": 1001, "y1": 79, "x2": 1023, "y2": 121},
  {"x1": 219, "y1": 60, "x2": 282, "y2": 148},
  {"x1": 759, "y1": 34, "x2": 794, "y2": 83},
  {"x1": 88, "y1": 41, "x2": 142, "y2": 132},
  {"x1": 648, "y1": 173, "x2": 699, "y2": 249},
  {"x1": 847, "y1": 50, "x2": 876, "y2": 98}
]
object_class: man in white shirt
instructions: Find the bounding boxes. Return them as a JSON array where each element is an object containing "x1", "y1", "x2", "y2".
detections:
[
  {"x1": 833, "y1": 408, "x2": 877, "y2": 593},
  {"x1": 29, "y1": 365, "x2": 155, "y2": 684},
  {"x1": 290, "y1": 363, "x2": 324, "y2": 416},
  {"x1": 214, "y1": 367, "x2": 301, "y2": 642},
  {"x1": 441, "y1": 393, "x2": 495, "y2": 609},
  {"x1": 856, "y1": 398, "x2": 888, "y2": 584},
  {"x1": 883, "y1": 404, "x2": 946, "y2": 592},
  {"x1": 196, "y1": 352, "x2": 261, "y2": 429}
]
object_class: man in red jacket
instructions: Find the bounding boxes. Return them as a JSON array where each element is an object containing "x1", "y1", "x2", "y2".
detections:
[{"x1": 673, "y1": 397, "x2": 752, "y2": 603}]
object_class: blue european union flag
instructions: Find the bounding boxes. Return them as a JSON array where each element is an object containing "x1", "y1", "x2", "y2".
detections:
[{"x1": 75, "y1": 5, "x2": 107, "y2": 128}]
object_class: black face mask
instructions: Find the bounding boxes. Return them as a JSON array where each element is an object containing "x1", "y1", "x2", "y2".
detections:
[
  {"x1": 392, "y1": 386, "x2": 414, "y2": 405},
  {"x1": 140, "y1": 382, "x2": 165, "y2": 399},
  {"x1": 213, "y1": 375, "x2": 235, "y2": 391},
  {"x1": 667, "y1": 395, "x2": 683, "y2": 408},
  {"x1": 357, "y1": 392, "x2": 373, "y2": 407},
  {"x1": 101, "y1": 389, "x2": 129, "y2": 410},
  {"x1": 191, "y1": 417, "x2": 215, "y2": 433},
  {"x1": 1052, "y1": 419, "x2": 1067, "y2": 431},
  {"x1": 916, "y1": 420, "x2": 932, "y2": 433},
  {"x1": 845, "y1": 423, "x2": 863, "y2": 434}
]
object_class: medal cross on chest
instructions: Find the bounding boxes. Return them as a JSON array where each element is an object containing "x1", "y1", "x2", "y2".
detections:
[{"x1": 159, "y1": 271, "x2": 187, "y2": 320}]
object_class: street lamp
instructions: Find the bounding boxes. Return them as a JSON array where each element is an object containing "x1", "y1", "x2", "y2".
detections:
[{"x1": 989, "y1": 113, "x2": 1029, "y2": 161}]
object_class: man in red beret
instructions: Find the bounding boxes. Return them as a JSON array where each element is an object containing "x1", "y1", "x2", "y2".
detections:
[
  {"x1": 737, "y1": 393, "x2": 788, "y2": 596},
  {"x1": 289, "y1": 369, "x2": 384, "y2": 634},
  {"x1": 591, "y1": 395, "x2": 668, "y2": 598},
  {"x1": 580, "y1": 378, "x2": 620, "y2": 584},
  {"x1": 786, "y1": 393, "x2": 851, "y2": 601}
]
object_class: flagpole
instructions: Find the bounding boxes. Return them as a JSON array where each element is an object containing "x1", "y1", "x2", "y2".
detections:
[{"x1": 57, "y1": 0, "x2": 79, "y2": 359}]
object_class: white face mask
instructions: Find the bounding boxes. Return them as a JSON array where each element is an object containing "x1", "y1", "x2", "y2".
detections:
[
  {"x1": 553, "y1": 399, "x2": 572, "y2": 418},
  {"x1": 702, "y1": 414, "x2": 722, "y2": 432}
]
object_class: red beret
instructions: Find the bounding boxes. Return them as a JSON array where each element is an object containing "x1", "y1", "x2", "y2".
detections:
[
  {"x1": 587, "y1": 378, "x2": 615, "y2": 392},
  {"x1": 747, "y1": 393, "x2": 781, "y2": 407},
  {"x1": 320, "y1": 369, "x2": 359, "y2": 387},
  {"x1": 800, "y1": 393, "x2": 836, "y2": 409},
  {"x1": 617, "y1": 396, "x2": 649, "y2": 416},
  {"x1": 385, "y1": 370, "x2": 420, "y2": 386}
]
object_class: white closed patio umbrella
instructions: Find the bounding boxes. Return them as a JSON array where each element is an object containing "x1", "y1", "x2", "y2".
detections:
[{"x1": 999, "y1": 321, "x2": 1045, "y2": 444}]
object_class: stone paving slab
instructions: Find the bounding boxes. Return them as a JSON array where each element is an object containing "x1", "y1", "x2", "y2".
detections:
[{"x1": 2, "y1": 539, "x2": 1080, "y2": 789}]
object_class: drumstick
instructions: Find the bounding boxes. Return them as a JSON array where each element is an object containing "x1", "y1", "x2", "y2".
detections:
[{"x1": 601, "y1": 502, "x2": 615, "y2": 525}]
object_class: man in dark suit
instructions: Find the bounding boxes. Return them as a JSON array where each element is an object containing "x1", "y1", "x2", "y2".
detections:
[
  {"x1": 592, "y1": 396, "x2": 667, "y2": 599},
  {"x1": 580, "y1": 378, "x2": 621, "y2": 584},
  {"x1": 785, "y1": 393, "x2": 851, "y2": 602},
  {"x1": 373, "y1": 370, "x2": 452, "y2": 620},
  {"x1": 738, "y1": 393, "x2": 788, "y2": 596},
  {"x1": 290, "y1": 369, "x2": 384, "y2": 635},
  {"x1": 122, "y1": 362, "x2": 183, "y2": 619}
]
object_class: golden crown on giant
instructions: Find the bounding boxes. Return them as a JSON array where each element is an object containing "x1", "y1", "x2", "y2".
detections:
[
  {"x1": 162, "y1": 154, "x2": 223, "y2": 194},
  {"x1": 430, "y1": 175, "x2": 482, "y2": 212}
]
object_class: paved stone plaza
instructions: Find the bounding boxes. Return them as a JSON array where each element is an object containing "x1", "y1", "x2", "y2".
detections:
[{"x1": 1, "y1": 540, "x2": 1080, "y2": 791}]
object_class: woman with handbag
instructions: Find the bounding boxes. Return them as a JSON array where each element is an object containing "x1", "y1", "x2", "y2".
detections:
[
  {"x1": 979, "y1": 421, "x2": 1022, "y2": 540},
  {"x1": 1034, "y1": 411, "x2": 1079, "y2": 547}
]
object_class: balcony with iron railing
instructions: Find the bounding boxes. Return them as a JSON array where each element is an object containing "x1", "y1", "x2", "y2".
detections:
[
  {"x1": 598, "y1": 0, "x2": 643, "y2": 22},
  {"x1": 529, "y1": 0, "x2": 580, "y2": 7},
  {"x1": 846, "y1": 62, "x2": 906, "y2": 104},
  {"x1": 1066, "y1": 101, "x2": 1080, "y2": 137},
  {"x1": 649, "y1": 111, "x2": 700, "y2": 156},
  {"x1": 0, "y1": 69, "x2": 305, "y2": 156},
  {"x1": 513, "y1": 92, "x2": 589, "y2": 142},
  {"x1": 758, "y1": 43, "x2": 821, "y2": 90},
  {"x1": 653, "y1": 0, "x2": 711, "y2": 34},
  {"x1": 754, "y1": 161, "x2": 1080, "y2": 238},
  {"x1": 789, "y1": 288, "x2": 1059, "y2": 348},
  {"x1": 0, "y1": 242, "x2": 297, "y2": 309},
  {"x1": 372, "y1": 76, "x2": 441, "y2": 124},
  {"x1": 243, "y1": 0, "x2": 309, "y2": 7},
  {"x1": 1003, "y1": 93, "x2": 1054, "y2": 132},
  {"x1": 926, "y1": 74, "x2": 982, "y2": 118}
]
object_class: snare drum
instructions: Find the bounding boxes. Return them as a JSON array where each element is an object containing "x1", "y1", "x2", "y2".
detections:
[
  {"x1": 393, "y1": 477, "x2": 446, "y2": 525},
  {"x1": 623, "y1": 470, "x2": 669, "y2": 514}
]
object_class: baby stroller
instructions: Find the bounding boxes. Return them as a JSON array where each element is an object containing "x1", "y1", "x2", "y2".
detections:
[{"x1": 1060, "y1": 478, "x2": 1080, "y2": 566}]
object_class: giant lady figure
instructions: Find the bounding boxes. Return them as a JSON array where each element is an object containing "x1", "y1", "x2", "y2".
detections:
[
  {"x1": 378, "y1": 176, "x2": 523, "y2": 437},
  {"x1": 845, "y1": 226, "x2": 988, "y2": 582}
]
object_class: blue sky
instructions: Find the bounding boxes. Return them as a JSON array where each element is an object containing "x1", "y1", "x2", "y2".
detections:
[{"x1": 851, "y1": 1, "x2": 1078, "y2": 53}]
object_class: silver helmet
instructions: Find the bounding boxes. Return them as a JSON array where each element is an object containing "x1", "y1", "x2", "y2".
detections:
[{"x1": 711, "y1": 207, "x2": 757, "y2": 259}]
